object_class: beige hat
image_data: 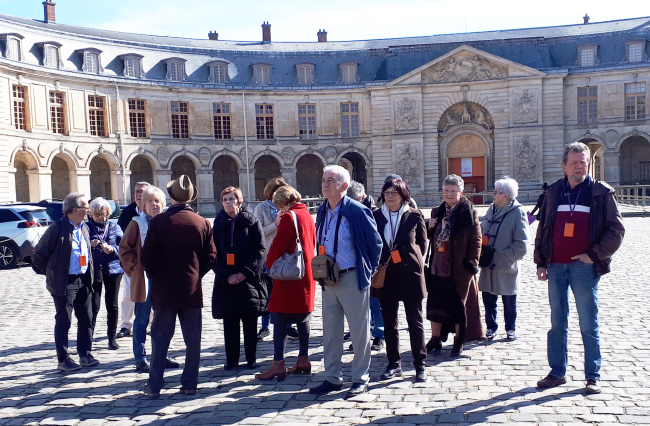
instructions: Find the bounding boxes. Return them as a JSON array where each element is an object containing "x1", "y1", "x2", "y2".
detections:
[{"x1": 166, "y1": 175, "x2": 197, "y2": 203}]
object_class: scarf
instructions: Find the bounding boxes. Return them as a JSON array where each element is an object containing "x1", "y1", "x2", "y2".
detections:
[
  {"x1": 381, "y1": 203, "x2": 409, "y2": 248},
  {"x1": 266, "y1": 199, "x2": 280, "y2": 220},
  {"x1": 436, "y1": 202, "x2": 459, "y2": 248}
]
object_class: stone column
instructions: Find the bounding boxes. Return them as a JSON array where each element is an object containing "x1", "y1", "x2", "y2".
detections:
[
  {"x1": 603, "y1": 150, "x2": 621, "y2": 186},
  {"x1": 27, "y1": 169, "x2": 53, "y2": 201},
  {"x1": 196, "y1": 169, "x2": 216, "y2": 216},
  {"x1": 7, "y1": 167, "x2": 17, "y2": 202},
  {"x1": 239, "y1": 168, "x2": 255, "y2": 202},
  {"x1": 281, "y1": 166, "x2": 297, "y2": 188},
  {"x1": 155, "y1": 170, "x2": 173, "y2": 204},
  {"x1": 118, "y1": 170, "x2": 131, "y2": 205},
  {"x1": 75, "y1": 170, "x2": 91, "y2": 196},
  {"x1": 110, "y1": 169, "x2": 120, "y2": 202}
]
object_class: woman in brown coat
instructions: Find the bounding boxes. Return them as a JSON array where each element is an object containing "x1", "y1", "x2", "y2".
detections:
[
  {"x1": 372, "y1": 178, "x2": 428, "y2": 382},
  {"x1": 119, "y1": 186, "x2": 177, "y2": 372},
  {"x1": 426, "y1": 174, "x2": 484, "y2": 356}
]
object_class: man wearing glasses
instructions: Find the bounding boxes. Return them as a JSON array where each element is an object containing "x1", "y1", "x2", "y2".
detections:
[
  {"x1": 33, "y1": 193, "x2": 100, "y2": 371},
  {"x1": 535, "y1": 142, "x2": 624, "y2": 394}
]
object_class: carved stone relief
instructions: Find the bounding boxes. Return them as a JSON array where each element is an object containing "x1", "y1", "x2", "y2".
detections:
[
  {"x1": 198, "y1": 147, "x2": 211, "y2": 164},
  {"x1": 394, "y1": 98, "x2": 419, "y2": 131},
  {"x1": 157, "y1": 146, "x2": 171, "y2": 163},
  {"x1": 324, "y1": 145, "x2": 337, "y2": 159},
  {"x1": 513, "y1": 89, "x2": 538, "y2": 123},
  {"x1": 448, "y1": 134, "x2": 488, "y2": 157},
  {"x1": 438, "y1": 102, "x2": 493, "y2": 132},
  {"x1": 75, "y1": 145, "x2": 88, "y2": 160},
  {"x1": 422, "y1": 53, "x2": 508, "y2": 84},
  {"x1": 38, "y1": 142, "x2": 50, "y2": 158},
  {"x1": 240, "y1": 147, "x2": 253, "y2": 163},
  {"x1": 282, "y1": 147, "x2": 295, "y2": 162},
  {"x1": 393, "y1": 142, "x2": 423, "y2": 189},
  {"x1": 513, "y1": 136, "x2": 539, "y2": 181}
]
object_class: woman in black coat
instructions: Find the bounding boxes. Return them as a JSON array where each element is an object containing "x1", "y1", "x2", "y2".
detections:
[
  {"x1": 372, "y1": 178, "x2": 428, "y2": 382},
  {"x1": 212, "y1": 187, "x2": 268, "y2": 370}
]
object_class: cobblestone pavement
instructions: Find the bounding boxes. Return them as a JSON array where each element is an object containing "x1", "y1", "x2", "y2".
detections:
[{"x1": 0, "y1": 218, "x2": 648, "y2": 426}]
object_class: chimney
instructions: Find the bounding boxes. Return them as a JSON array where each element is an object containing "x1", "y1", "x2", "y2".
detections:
[
  {"x1": 317, "y1": 29, "x2": 327, "y2": 43},
  {"x1": 208, "y1": 31, "x2": 219, "y2": 40},
  {"x1": 43, "y1": 0, "x2": 56, "y2": 23},
  {"x1": 262, "y1": 21, "x2": 271, "y2": 43},
  {"x1": 583, "y1": 14, "x2": 590, "y2": 24}
]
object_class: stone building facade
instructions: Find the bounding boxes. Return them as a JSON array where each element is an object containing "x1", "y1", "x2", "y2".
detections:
[{"x1": 1, "y1": 5, "x2": 649, "y2": 214}]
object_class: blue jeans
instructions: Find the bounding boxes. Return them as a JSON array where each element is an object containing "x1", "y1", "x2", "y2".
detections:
[
  {"x1": 132, "y1": 281, "x2": 152, "y2": 362},
  {"x1": 370, "y1": 297, "x2": 384, "y2": 339},
  {"x1": 261, "y1": 313, "x2": 270, "y2": 330},
  {"x1": 482, "y1": 292, "x2": 517, "y2": 332},
  {"x1": 547, "y1": 261, "x2": 601, "y2": 380}
]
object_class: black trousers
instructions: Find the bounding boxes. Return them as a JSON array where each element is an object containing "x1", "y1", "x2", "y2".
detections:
[
  {"x1": 379, "y1": 297, "x2": 427, "y2": 367},
  {"x1": 91, "y1": 272, "x2": 122, "y2": 338},
  {"x1": 222, "y1": 312, "x2": 258, "y2": 366},
  {"x1": 51, "y1": 273, "x2": 93, "y2": 362},
  {"x1": 148, "y1": 307, "x2": 202, "y2": 393}
]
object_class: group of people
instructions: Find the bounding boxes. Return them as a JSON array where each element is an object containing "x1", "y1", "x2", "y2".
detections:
[{"x1": 30, "y1": 141, "x2": 624, "y2": 398}]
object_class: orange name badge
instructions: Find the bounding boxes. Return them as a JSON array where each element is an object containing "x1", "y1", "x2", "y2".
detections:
[
  {"x1": 318, "y1": 245, "x2": 326, "y2": 256},
  {"x1": 390, "y1": 250, "x2": 402, "y2": 263},
  {"x1": 438, "y1": 242, "x2": 446, "y2": 253},
  {"x1": 482, "y1": 236, "x2": 489, "y2": 246},
  {"x1": 79, "y1": 255, "x2": 87, "y2": 267},
  {"x1": 564, "y1": 223, "x2": 575, "y2": 238},
  {"x1": 227, "y1": 253, "x2": 235, "y2": 265}
]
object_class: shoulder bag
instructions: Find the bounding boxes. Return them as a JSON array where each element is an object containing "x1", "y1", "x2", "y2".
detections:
[
  {"x1": 479, "y1": 206, "x2": 511, "y2": 269},
  {"x1": 269, "y1": 211, "x2": 305, "y2": 281},
  {"x1": 311, "y1": 212, "x2": 342, "y2": 286}
]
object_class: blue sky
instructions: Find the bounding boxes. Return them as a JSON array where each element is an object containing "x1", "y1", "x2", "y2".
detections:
[{"x1": 1, "y1": 0, "x2": 648, "y2": 42}]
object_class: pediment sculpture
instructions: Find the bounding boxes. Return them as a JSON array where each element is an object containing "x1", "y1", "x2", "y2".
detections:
[
  {"x1": 438, "y1": 102, "x2": 493, "y2": 132},
  {"x1": 422, "y1": 53, "x2": 508, "y2": 84}
]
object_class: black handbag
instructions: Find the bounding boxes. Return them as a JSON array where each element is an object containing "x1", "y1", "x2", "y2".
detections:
[{"x1": 479, "y1": 207, "x2": 512, "y2": 269}]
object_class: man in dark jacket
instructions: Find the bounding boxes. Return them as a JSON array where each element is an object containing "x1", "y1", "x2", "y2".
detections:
[
  {"x1": 140, "y1": 175, "x2": 216, "y2": 398},
  {"x1": 309, "y1": 166, "x2": 382, "y2": 399},
  {"x1": 535, "y1": 142, "x2": 624, "y2": 395},
  {"x1": 32, "y1": 193, "x2": 100, "y2": 371},
  {"x1": 115, "y1": 181, "x2": 150, "y2": 339}
]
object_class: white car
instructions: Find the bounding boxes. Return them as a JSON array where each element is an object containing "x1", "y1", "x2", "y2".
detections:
[{"x1": 0, "y1": 205, "x2": 52, "y2": 269}]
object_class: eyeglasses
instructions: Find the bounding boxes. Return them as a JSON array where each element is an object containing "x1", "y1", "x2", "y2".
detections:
[
  {"x1": 76, "y1": 206, "x2": 90, "y2": 211},
  {"x1": 383, "y1": 190, "x2": 399, "y2": 197},
  {"x1": 134, "y1": 189, "x2": 145, "y2": 195},
  {"x1": 92, "y1": 212, "x2": 107, "y2": 217}
]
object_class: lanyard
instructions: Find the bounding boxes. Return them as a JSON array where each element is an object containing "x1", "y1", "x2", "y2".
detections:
[
  {"x1": 230, "y1": 219, "x2": 235, "y2": 248},
  {"x1": 565, "y1": 182, "x2": 584, "y2": 218},
  {"x1": 320, "y1": 200, "x2": 342, "y2": 245},
  {"x1": 97, "y1": 222, "x2": 109, "y2": 242},
  {"x1": 389, "y1": 211, "x2": 399, "y2": 247}
]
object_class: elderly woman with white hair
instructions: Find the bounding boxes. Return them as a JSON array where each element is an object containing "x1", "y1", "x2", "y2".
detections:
[
  {"x1": 87, "y1": 197, "x2": 124, "y2": 350},
  {"x1": 479, "y1": 177, "x2": 530, "y2": 342}
]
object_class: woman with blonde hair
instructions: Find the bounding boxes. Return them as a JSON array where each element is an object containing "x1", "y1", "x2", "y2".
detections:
[
  {"x1": 255, "y1": 185, "x2": 316, "y2": 381},
  {"x1": 212, "y1": 187, "x2": 267, "y2": 370},
  {"x1": 119, "y1": 186, "x2": 178, "y2": 372}
]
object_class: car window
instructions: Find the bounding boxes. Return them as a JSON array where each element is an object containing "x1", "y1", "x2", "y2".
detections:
[
  {"x1": 18, "y1": 210, "x2": 52, "y2": 224},
  {"x1": 108, "y1": 201, "x2": 121, "y2": 219},
  {"x1": 0, "y1": 210, "x2": 21, "y2": 223}
]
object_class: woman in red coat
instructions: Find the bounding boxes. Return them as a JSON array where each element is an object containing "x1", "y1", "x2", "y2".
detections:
[{"x1": 255, "y1": 185, "x2": 316, "y2": 382}]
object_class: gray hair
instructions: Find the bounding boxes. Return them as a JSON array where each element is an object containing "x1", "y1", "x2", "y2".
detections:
[
  {"x1": 347, "y1": 181, "x2": 366, "y2": 201},
  {"x1": 494, "y1": 177, "x2": 519, "y2": 200},
  {"x1": 442, "y1": 174, "x2": 464, "y2": 192},
  {"x1": 89, "y1": 198, "x2": 111, "y2": 216},
  {"x1": 323, "y1": 165, "x2": 351, "y2": 186},
  {"x1": 562, "y1": 142, "x2": 590, "y2": 165},
  {"x1": 62, "y1": 192, "x2": 86, "y2": 215},
  {"x1": 140, "y1": 186, "x2": 167, "y2": 214},
  {"x1": 134, "y1": 181, "x2": 151, "y2": 188}
]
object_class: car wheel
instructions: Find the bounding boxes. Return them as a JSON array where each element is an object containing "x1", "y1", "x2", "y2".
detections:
[{"x1": 0, "y1": 243, "x2": 18, "y2": 269}]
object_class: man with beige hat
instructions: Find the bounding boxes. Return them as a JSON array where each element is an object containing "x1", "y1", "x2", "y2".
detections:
[{"x1": 141, "y1": 175, "x2": 216, "y2": 397}]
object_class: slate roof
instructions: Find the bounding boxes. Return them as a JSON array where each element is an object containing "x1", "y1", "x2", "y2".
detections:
[{"x1": 1, "y1": 12, "x2": 649, "y2": 85}]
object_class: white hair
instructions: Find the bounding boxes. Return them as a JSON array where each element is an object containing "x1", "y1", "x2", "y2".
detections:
[
  {"x1": 494, "y1": 177, "x2": 519, "y2": 200},
  {"x1": 89, "y1": 198, "x2": 111, "y2": 215},
  {"x1": 442, "y1": 174, "x2": 464, "y2": 192},
  {"x1": 347, "y1": 181, "x2": 366, "y2": 201},
  {"x1": 323, "y1": 165, "x2": 351, "y2": 186}
]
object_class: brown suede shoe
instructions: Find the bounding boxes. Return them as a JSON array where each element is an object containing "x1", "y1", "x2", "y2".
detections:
[{"x1": 537, "y1": 373, "x2": 567, "y2": 389}]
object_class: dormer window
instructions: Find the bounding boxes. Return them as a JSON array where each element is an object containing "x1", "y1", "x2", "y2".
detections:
[
  {"x1": 252, "y1": 63, "x2": 272, "y2": 85},
  {"x1": 296, "y1": 63, "x2": 315, "y2": 85},
  {"x1": 208, "y1": 61, "x2": 229, "y2": 83},
  {"x1": 626, "y1": 40, "x2": 647, "y2": 63},
  {"x1": 339, "y1": 62, "x2": 359, "y2": 84},
  {"x1": 120, "y1": 54, "x2": 144, "y2": 78},
  {"x1": 577, "y1": 44, "x2": 598, "y2": 67},
  {"x1": 76, "y1": 48, "x2": 103, "y2": 74},
  {"x1": 36, "y1": 42, "x2": 63, "y2": 68},
  {"x1": 1, "y1": 33, "x2": 24, "y2": 61},
  {"x1": 164, "y1": 58, "x2": 186, "y2": 81}
]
